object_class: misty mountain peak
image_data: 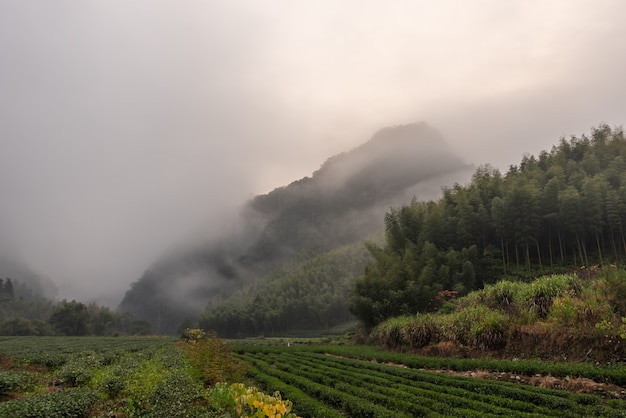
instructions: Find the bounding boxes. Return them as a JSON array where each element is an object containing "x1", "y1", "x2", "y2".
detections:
[
  {"x1": 308, "y1": 121, "x2": 466, "y2": 199},
  {"x1": 119, "y1": 122, "x2": 472, "y2": 333}
]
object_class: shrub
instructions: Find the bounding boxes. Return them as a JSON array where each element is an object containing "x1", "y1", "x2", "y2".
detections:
[
  {"x1": 179, "y1": 329, "x2": 248, "y2": 386},
  {"x1": 207, "y1": 382, "x2": 298, "y2": 418},
  {"x1": 0, "y1": 388, "x2": 98, "y2": 417},
  {"x1": 56, "y1": 352, "x2": 102, "y2": 387},
  {"x1": 0, "y1": 371, "x2": 32, "y2": 395}
]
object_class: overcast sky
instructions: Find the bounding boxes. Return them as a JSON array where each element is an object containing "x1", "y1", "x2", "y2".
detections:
[{"x1": 1, "y1": 1, "x2": 625, "y2": 305}]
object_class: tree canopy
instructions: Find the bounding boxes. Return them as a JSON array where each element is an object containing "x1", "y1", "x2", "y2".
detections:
[{"x1": 350, "y1": 124, "x2": 626, "y2": 326}]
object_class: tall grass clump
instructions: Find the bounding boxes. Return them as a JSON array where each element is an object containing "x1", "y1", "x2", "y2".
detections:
[
  {"x1": 594, "y1": 266, "x2": 626, "y2": 316},
  {"x1": 402, "y1": 313, "x2": 437, "y2": 348},
  {"x1": 371, "y1": 316, "x2": 412, "y2": 350},
  {"x1": 521, "y1": 274, "x2": 581, "y2": 318},
  {"x1": 432, "y1": 306, "x2": 510, "y2": 350},
  {"x1": 474, "y1": 280, "x2": 526, "y2": 313}
]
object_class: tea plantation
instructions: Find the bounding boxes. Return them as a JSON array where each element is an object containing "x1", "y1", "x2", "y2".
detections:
[{"x1": 1, "y1": 336, "x2": 626, "y2": 417}]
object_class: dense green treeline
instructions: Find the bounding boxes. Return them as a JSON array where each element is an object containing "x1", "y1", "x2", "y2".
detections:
[
  {"x1": 199, "y1": 243, "x2": 372, "y2": 337},
  {"x1": 350, "y1": 124, "x2": 626, "y2": 326},
  {"x1": 0, "y1": 279, "x2": 151, "y2": 336}
]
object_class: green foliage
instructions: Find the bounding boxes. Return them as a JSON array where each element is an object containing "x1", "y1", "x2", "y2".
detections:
[
  {"x1": 207, "y1": 382, "x2": 298, "y2": 418},
  {"x1": 0, "y1": 371, "x2": 33, "y2": 394},
  {"x1": 0, "y1": 388, "x2": 98, "y2": 418},
  {"x1": 351, "y1": 125, "x2": 626, "y2": 326},
  {"x1": 370, "y1": 270, "x2": 626, "y2": 359},
  {"x1": 466, "y1": 307, "x2": 510, "y2": 350},
  {"x1": 0, "y1": 337, "x2": 237, "y2": 417},
  {"x1": 200, "y1": 242, "x2": 371, "y2": 337},
  {"x1": 401, "y1": 313, "x2": 437, "y2": 348},
  {"x1": 180, "y1": 329, "x2": 248, "y2": 386},
  {"x1": 237, "y1": 344, "x2": 626, "y2": 417},
  {"x1": 370, "y1": 315, "x2": 412, "y2": 349},
  {"x1": 522, "y1": 274, "x2": 581, "y2": 318},
  {"x1": 56, "y1": 352, "x2": 103, "y2": 387},
  {"x1": 596, "y1": 266, "x2": 626, "y2": 316},
  {"x1": 0, "y1": 295, "x2": 142, "y2": 336},
  {"x1": 48, "y1": 300, "x2": 91, "y2": 336}
]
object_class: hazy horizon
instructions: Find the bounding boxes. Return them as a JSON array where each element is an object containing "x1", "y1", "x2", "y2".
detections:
[{"x1": 1, "y1": 1, "x2": 625, "y2": 306}]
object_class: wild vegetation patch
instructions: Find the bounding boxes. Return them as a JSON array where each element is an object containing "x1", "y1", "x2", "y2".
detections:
[{"x1": 371, "y1": 268, "x2": 626, "y2": 362}]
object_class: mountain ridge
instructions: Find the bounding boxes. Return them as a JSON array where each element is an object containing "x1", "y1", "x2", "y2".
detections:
[{"x1": 118, "y1": 122, "x2": 473, "y2": 334}]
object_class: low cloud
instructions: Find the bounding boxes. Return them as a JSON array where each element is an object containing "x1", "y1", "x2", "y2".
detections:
[{"x1": 0, "y1": 1, "x2": 625, "y2": 305}]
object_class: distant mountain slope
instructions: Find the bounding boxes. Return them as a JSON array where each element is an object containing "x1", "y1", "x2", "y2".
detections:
[
  {"x1": 0, "y1": 254, "x2": 58, "y2": 300},
  {"x1": 118, "y1": 122, "x2": 473, "y2": 334}
]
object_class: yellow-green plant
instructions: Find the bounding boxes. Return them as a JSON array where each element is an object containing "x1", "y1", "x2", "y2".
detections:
[{"x1": 208, "y1": 382, "x2": 299, "y2": 418}]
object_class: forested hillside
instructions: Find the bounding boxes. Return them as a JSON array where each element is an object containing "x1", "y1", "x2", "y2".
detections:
[
  {"x1": 0, "y1": 277, "x2": 144, "y2": 336},
  {"x1": 199, "y1": 242, "x2": 373, "y2": 338},
  {"x1": 119, "y1": 123, "x2": 472, "y2": 334},
  {"x1": 350, "y1": 124, "x2": 626, "y2": 327}
]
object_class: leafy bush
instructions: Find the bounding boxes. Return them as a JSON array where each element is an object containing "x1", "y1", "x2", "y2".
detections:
[
  {"x1": 208, "y1": 382, "x2": 298, "y2": 418},
  {"x1": 56, "y1": 352, "x2": 102, "y2": 387},
  {"x1": 179, "y1": 329, "x2": 247, "y2": 385},
  {"x1": 0, "y1": 388, "x2": 98, "y2": 418},
  {"x1": 0, "y1": 371, "x2": 32, "y2": 394}
]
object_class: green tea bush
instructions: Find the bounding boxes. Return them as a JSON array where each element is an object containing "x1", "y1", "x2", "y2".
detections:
[
  {"x1": 0, "y1": 388, "x2": 98, "y2": 418},
  {"x1": 56, "y1": 352, "x2": 102, "y2": 387},
  {"x1": 145, "y1": 370, "x2": 209, "y2": 418},
  {"x1": 123, "y1": 351, "x2": 169, "y2": 415},
  {"x1": 244, "y1": 365, "x2": 342, "y2": 418},
  {"x1": 0, "y1": 371, "x2": 32, "y2": 394}
]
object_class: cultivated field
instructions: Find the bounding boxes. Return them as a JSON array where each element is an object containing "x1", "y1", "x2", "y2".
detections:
[
  {"x1": 1, "y1": 336, "x2": 626, "y2": 417},
  {"x1": 235, "y1": 343, "x2": 626, "y2": 417}
]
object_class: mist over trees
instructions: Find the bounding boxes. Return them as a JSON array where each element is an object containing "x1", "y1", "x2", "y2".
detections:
[
  {"x1": 0, "y1": 254, "x2": 58, "y2": 300},
  {"x1": 118, "y1": 123, "x2": 472, "y2": 334},
  {"x1": 2, "y1": 123, "x2": 623, "y2": 338},
  {"x1": 349, "y1": 124, "x2": 626, "y2": 327},
  {"x1": 0, "y1": 277, "x2": 143, "y2": 336},
  {"x1": 198, "y1": 242, "x2": 372, "y2": 338}
]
